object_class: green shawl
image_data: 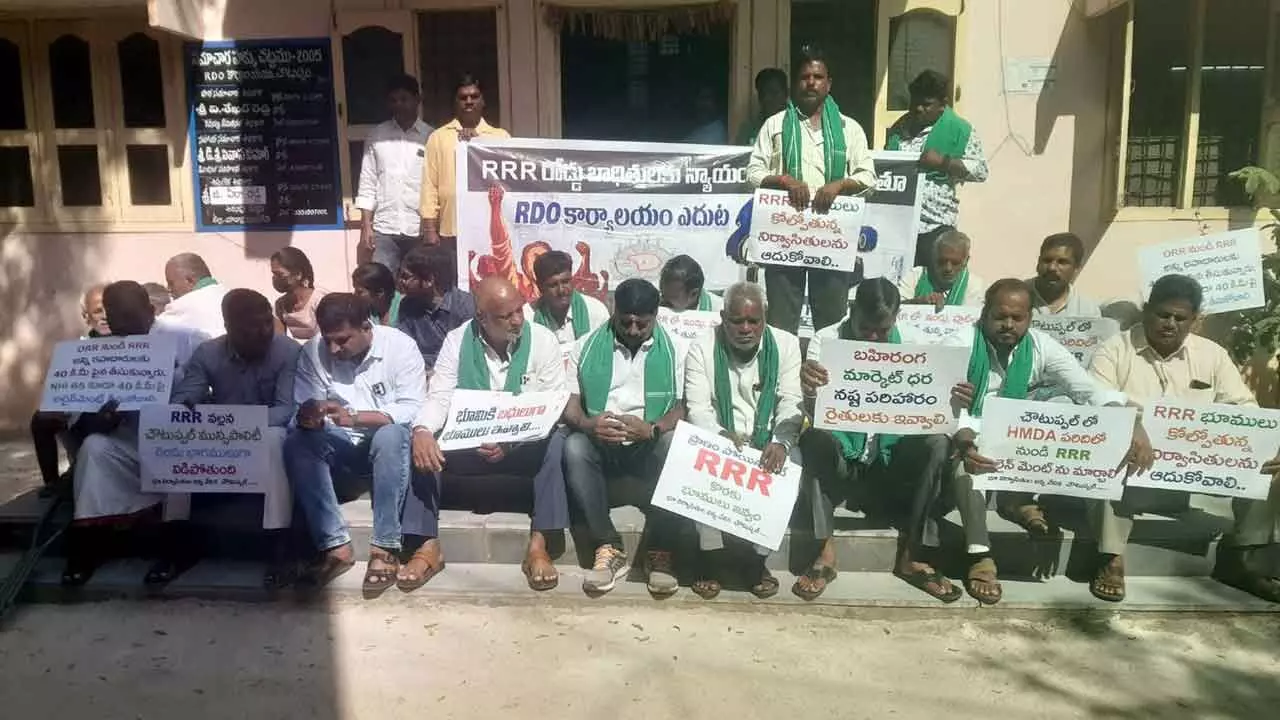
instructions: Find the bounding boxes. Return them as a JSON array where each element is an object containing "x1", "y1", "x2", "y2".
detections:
[
  {"x1": 714, "y1": 327, "x2": 779, "y2": 450},
  {"x1": 697, "y1": 291, "x2": 715, "y2": 312},
  {"x1": 534, "y1": 291, "x2": 591, "y2": 339},
  {"x1": 578, "y1": 324, "x2": 678, "y2": 422},
  {"x1": 458, "y1": 320, "x2": 531, "y2": 394},
  {"x1": 194, "y1": 277, "x2": 218, "y2": 290},
  {"x1": 834, "y1": 324, "x2": 902, "y2": 464},
  {"x1": 914, "y1": 267, "x2": 970, "y2": 306},
  {"x1": 371, "y1": 292, "x2": 403, "y2": 327},
  {"x1": 782, "y1": 97, "x2": 847, "y2": 183},
  {"x1": 886, "y1": 106, "x2": 972, "y2": 184},
  {"x1": 966, "y1": 324, "x2": 1034, "y2": 417}
]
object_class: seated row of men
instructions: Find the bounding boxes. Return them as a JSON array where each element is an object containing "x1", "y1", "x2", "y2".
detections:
[{"x1": 56, "y1": 250, "x2": 1280, "y2": 604}]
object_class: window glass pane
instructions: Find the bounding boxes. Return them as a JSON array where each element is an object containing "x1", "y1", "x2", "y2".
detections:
[
  {"x1": 57, "y1": 145, "x2": 102, "y2": 206},
  {"x1": 349, "y1": 139, "x2": 365, "y2": 192},
  {"x1": 886, "y1": 10, "x2": 955, "y2": 112},
  {"x1": 1125, "y1": 0, "x2": 1191, "y2": 207},
  {"x1": 0, "y1": 39, "x2": 26, "y2": 130},
  {"x1": 49, "y1": 34, "x2": 95, "y2": 129},
  {"x1": 117, "y1": 33, "x2": 166, "y2": 129},
  {"x1": 0, "y1": 146, "x2": 34, "y2": 207},
  {"x1": 125, "y1": 144, "x2": 171, "y2": 206},
  {"x1": 343, "y1": 26, "x2": 405, "y2": 126},
  {"x1": 1193, "y1": 0, "x2": 1268, "y2": 207},
  {"x1": 418, "y1": 10, "x2": 500, "y2": 127},
  {"x1": 790, "y1": 1, "x2": 876, "y2": 137}
]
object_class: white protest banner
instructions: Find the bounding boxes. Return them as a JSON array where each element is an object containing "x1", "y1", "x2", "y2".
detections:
[
  {"x1": 1031, "y1": 316, "x2": 1121, "y2": 367},
  {"x1": 653, "y1": 421, "x2": 802, "y2": 551},
  {"x1": 438, "y1": 389, "x2": 571, "y2": 451},
  {"x1": 972, "y1": 398, "x2": 1136, "y2": 500},
  {"x1": 894, "y1": 306, "x2": 981, "y2": 343},
  {"x1": 1138, "y1": 229, "x2": 1266, "y2": 314},
  {"x1": 456, "y1": 139, "x2": 920, "y2": 300},
  {"x1": 139, "y1": 404, "x2": 269, "y2": 493},
  {"x1": 1128, "y1": 402, "x2": 1280, "y2": 500},
  {"x1": 813, "y1": 340, "x2": 968, "y2": 435},
  {"x1": 746, "y1": 189, "x2": 866, "y2": 271},
  {"x1": 657, "y1": 307, "x2": 720, "y2": 353},
  {"x1": 40, "y1": 334, "x2": 178, "y2": 412}
]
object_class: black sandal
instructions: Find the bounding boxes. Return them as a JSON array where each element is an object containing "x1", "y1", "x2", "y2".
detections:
[
  {"x1": 692, "y1": 550, "x2": 722, "y2": 600},
  {"x1": 895, "y1": 567, "x2": 963, "y2": 603},
  {"x1": 362, "y1": 548, "x2": 400, "y2": 596},
  {"x1": 792, "y1": 565, "x2": 837, "y2": 601},
  {"x1": 144, "y1": 553, "x2": 200, "y2": 587},
  {"x1": 61, "y1": 557, "x2": 98, "y2": 587},
  {"x1": 750, "y1": 566, "x2": 780, "y2": 599},
  {"x1": 299, "y1": 549, "x2": 356, "y2": 589}
]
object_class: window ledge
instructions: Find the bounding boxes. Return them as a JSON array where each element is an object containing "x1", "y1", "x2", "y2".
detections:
[
  {"x1": 1, "y1": 220, "x2": 195, "y2": 234},
  {"x1": 1113, "y1": 206, "x2": 1270, "y2": 223}
]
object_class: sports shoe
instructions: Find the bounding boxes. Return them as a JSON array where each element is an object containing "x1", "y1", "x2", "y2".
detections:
[
  {"x1": 645, "y1": 549, "x2": 678, "y2": 597},
  {"x1": 583, "y1": 545, "x2": 628, "y2": 594}
]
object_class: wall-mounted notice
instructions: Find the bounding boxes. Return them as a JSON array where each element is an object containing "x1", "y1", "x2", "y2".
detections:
[{"x1": 187, "y1": 39, "x2": 343, "y2": 231}]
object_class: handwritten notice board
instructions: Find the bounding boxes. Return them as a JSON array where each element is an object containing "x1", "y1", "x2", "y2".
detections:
[{"x1": 186, "y1": 39, "x2": 343, "y2": 231}]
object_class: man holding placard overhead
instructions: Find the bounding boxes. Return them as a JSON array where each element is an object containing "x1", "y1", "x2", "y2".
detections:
[
  {"x1": 1088, "y1": 275, "x2": 1280, "y2": 603},
  {"x1": 949, "y1": 279, "x2": 1151, "y2": 605},
  {"x1": 745, "y1": 44, "x2": 876, "y2": 335},
  {"x1": 897, "y1": 230, "x2": 986, "y2": 310}
]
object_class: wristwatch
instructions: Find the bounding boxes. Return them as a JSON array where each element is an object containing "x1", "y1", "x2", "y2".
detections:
[{"x1": 651, "y1": 423, "x2": 663, "y2": 441}]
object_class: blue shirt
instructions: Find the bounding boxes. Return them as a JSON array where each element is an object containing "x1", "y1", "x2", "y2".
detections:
[
  {"x1": 395, "y1": 288, "x2": 476, "y2": 369},
  {"x1": 171, "y1": 334, "x2": 301, "y2": 427}
]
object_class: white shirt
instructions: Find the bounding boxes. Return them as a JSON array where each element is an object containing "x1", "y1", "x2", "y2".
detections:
[
  {"x1": 566, "y1": 328, "x2": 686, "y2": 417},
  {"x1": 897, "y1": 266, "x2": 987, "y2": 308},
  {"x1": 415, "y1": 321, "x2": 566, "y2": 433},
  {"x1": 1026, "y1": 278, "x2": 1103, "y2": 317},
  {"x1": 156, "y1": 283, "x2": 230, "y2": 339},
  {"x1": 806, "y1": 316, "x2": 929, "y2": 364},
  {"x1": 294, "y1": 325, "x2": 426, "y2": 441},
  {"x1": 354, "y1": 118, "x2": 434, "y2": 237},
  {"x1": 685, "y1": 327, "x2": 805, "y2": 451},
  {"x1": 152, "y1": 322, "x2": 210, "y2": 390},
  {"x1": 522, "y1": 293, "x2": 611, "y2": 346},
  {"x1": 746, "y1": 110, "x2": 878, "y2": 192}
]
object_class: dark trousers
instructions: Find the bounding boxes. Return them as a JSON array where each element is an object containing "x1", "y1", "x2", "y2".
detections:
[
  {"x1": 29, "y1": 412, "x2": 86, "y2": 485},
  {"x1": 562, "y1": 429, "x2": 682, "y2": 551},
  {"x1": 914, "y1": 225, "x2": 955, "y2": 268},
  {"x1": 764, "y1": 265, "x2": 855, "y2": 336},
  {"x1": 798, "y1": 429, "x2": 951, "y2": 554}
]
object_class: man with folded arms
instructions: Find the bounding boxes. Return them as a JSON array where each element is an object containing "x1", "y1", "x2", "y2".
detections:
[
  {"x1": 1088, "y1": 274, "x2": 1280, "y2": 603},
  {"x1": 409, "y1": 276, "x2": 570, "y2": 592},
  {"x1": 949, "y1": 279, "x2": 1151, "y2": 605},
  {"x1": 897, "y1": 230, "x2": 986, "y2": 310},
  {"x1": 562, "y1": 279, "x2": 686, "y2": 597},
  {"x1": 799, "y1": 279, "x2": 959, "y2": 602},
  {"x1": 285, "y1": 294, "x2": 426, "y2": 593},
  {"x1": 524, "y1": 250, "x2": 610, "y2": 346},
  {"x1": 684, "y1": 282, "x2": 804, "y2": 599}
]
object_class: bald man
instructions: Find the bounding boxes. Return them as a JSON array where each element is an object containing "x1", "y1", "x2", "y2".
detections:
[
  {"x1": 407, "y1": 276, "x2": 570, "y2": 592},
  {"x1": 157, "y1": 252, "x2": 229, "y2": 338}
]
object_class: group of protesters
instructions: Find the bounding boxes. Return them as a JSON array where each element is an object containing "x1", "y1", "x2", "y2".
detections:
[{"x1": 30, "y1": 45, "x2": 1280, "y2": 606}]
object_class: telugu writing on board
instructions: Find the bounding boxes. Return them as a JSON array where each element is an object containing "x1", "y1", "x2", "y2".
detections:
[
  {"x1": 39, "y1": 335, "x2": 178, "y2": 413},
  {"x1": 187, "y1": 39, "x2": 343, "y2": 231},
  {"x1": 1128, "y1": 402, "x2": 1280, "y2": 500},
  {"x1": 1137, "y1": 229, "x2": 1266, "y2": 314},
  {"x1": 973, "y1": 398, "x2": 1135, "y2": 501},
  {"x1": 657, "y1": 307, "x2": 720, "y2": 354},
  {"x1": 747, "y1": 189, "x2": 866, "y2": 271},
  {"x1": 813, "y1": 340, "x2": 968, "y2": 435},
  {"x1": 652, "y1": 421, "x2": 801, "y2": 551},
  {"x1": 1030, "y1": 316, "x2": 1120, "y2": 367},
  {"x1": 437, "y1": 389, "x2": 570, "y2": 451},
  {"x1": 139, "y1": 404, "x2": 270, "y2": 493},
  {"x1": 894, "y1": 306, "x2": 981, "y2": 343}
]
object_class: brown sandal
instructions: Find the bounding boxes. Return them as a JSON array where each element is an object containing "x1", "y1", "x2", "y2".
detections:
[
  {"x1": 397, "y1": 544, "x2": 445, "y2": 592},
  {"x1": 521, "y1": 550, "x2": 559, "y2": 592},
  {"x1": 1089, "y1": 556, "x2": 1126, "y2": 603},
  {"x1": 1002, "y1": 504, "x2": 1050, "y2": 536},
  {"x1": 965, "y1": 557, "x2": 1003, "y2": 605},
  {"x1": 362, "y1": 548, "x2": 400, "y2": 596}
]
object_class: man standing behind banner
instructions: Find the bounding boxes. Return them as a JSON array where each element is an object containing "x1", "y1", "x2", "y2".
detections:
[
  {"x1": 746, "y1": 45, "x2": 876, "y2": 335},
  {"x1": 948, "y1": 279, "x2": 1150, "y2": 605},
  {"x1": 562, "y1": 279, "x2": 687, "y2": 597},
  {"x1": 799, "y1": 279, "x2": 960, "y2": 603},
  {"x1": 1087, "y1": 274, "x2": 1280, "y2": 604},
  {"x1": 524, "y1": 250, "x2": 610, "y2": 347},
  {"x1": 897, "y1": 230, "x2": 986, "y2": 310},
  {"x1": 684, "y1": 282, "x2": 804, "y2": 599}
]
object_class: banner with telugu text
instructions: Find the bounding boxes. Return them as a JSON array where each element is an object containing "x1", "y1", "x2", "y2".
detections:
[{"x1": 1129, "y1": 401, "x2": 1280, "y2": 500}]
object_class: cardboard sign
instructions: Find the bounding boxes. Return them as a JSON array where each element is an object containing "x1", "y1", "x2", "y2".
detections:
[
  {"x1": 1129, "y1": 402, "x2": 1280, "y2": 500},
  {"x1": 972, "y1": 398, "x2": 1136, "y2": 500},
  {"x1": 747, "y1": 189, "x2": 866, "y2": 271},
  {"x1": 653, "y1": 421, "x2": 802, "y2": 551},
  {"x1": 438, "y1": 389, "x2": 571, "y2": 451},
  {"x1": 1138, "y1": 229, "x2": 1266, "y2": 314},
  {"x1": 813, "y1": 340, "x2": 969, "y2": 435},
  {"x1": 40, "y1": 335, "x2": 178, "y2": 412},
  {"x1": 139, "y1": 404, "x2": 270, "y2": 493},
  {"x1": 894, "y1": 306, "x2": 981, "y2": 343},
  {"x1": 657, "y1": 307, "x2": 720, "y2": 353},
  {"x1": 1031, "y1": 316, "x2": 1121, "y2": 367}
]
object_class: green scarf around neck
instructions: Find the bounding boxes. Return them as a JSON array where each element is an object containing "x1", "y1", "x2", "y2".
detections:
[
  {"x1": 696, "y1": 291, "x2": 715, "y2": 312},
  {"x1": 966, "y1": 324, "x2": 1035, "y2": 417},
  {"x1": 886, "y1": 106, "x2": 972, "y2": 184},
  {"x1": 914, "y1": 266, "x2": 970, "y2": 306},
  {"x1": 534, "y1": 291, "x2": 591, "y2": 339},
  {"x1": 194, "y1": 277, "x2": 218, "y2": 290},
  {"x1": 371, "y1": 292, "x2": 403, "y2": 327},
  {"x1": 577, "y1": 324, "x2": 677, "y2": 422},
  {"x1": 457, "y1": 320, "x2": 531, "y2": 393},
  {"x1": 781, "y1": 97, "x2": 847, "y2": 183},
  {"x1": 713, "y1": 327, "x2": 779, "y2": 450},
  {"x1": 833, "y1": 323, "x2": 902, "y2": 463}
]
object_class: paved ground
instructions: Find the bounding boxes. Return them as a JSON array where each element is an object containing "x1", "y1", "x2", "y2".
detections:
[
  {"x1": 0, "y1": 439, "x2": 41, "y2": 504},
  {"x1": 1, "y1": 597, "x2": 1277, "y2": 720}
]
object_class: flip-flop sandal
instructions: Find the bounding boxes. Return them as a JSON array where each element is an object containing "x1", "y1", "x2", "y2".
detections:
[
  {"x1": 300, "y1": 553, "x2": 356, "y2": 589},
  {"x1": 1000, "y1": 504, "x2": 1050, "y2": 536},
  {"x1": 691, "y1": 578, "x2": 722, "y2": 600},
  {"x1": 1089, "y1": 564, "x2": 1126, "y2": 603},
  {"x1": 61, "y1": 559, "x2": 98, "y2": 588},
  {"x1": 792, "y1": 565, "x2": 838, "y2": 602},
  {"x1": 521, "y1": 556, "x2": 559, "y2": 592},
  {"x1": 750, "y1": 567, "x2": 780, "y2": 599},
  {"x1": 895, "y1": 567, "x2": 963, "y2": 604},
  {"x1": 362, "y1": 549, "x2": 400, "y2": 596},
  {"x1": 144, "y1": 554, "x2": 200, "y2": 587},
  {"x1": 398, "y1": 548, "x2": 446, "y2": 592},
  {"x1": 964, "y1": 557, "x2": 1003, "y2": 606}
]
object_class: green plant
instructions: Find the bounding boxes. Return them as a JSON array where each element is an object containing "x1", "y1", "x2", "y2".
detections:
[{"x1": 1227, "y1": 166, "x2": 1280, "y2": 364}]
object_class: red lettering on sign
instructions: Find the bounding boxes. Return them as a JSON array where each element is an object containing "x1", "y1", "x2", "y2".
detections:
[
  {"x1": 746, "y1": 468, "x2": 772, "y2": 497},
  {"x1": 721, "y1": 458, "x2": 748, "y2": 487},
  {"x1": 693, "y1": 448, "x2": 720, "y2": 477}
]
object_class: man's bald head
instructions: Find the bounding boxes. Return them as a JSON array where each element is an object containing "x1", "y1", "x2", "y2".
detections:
[
  {"x1": 164, "y1": 253, "x2": 213, "y2": 299},
  {"x1": 474, "y1": 276, "x2": 526, "y2": 348}
]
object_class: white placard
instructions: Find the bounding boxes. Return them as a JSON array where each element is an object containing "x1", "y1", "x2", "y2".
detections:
[
  {"x1": 813, "y1": 340, "x2": 969, "y2": 435},
  {"x1": 1031, "y1": 316, "x2": 1121, "y2": 367},
  {"x1": 438, "y1": 389, "x2": 571, "y2": 451},
  {"x1": 894, "y1": 306, "x2": 981, "y2": 343},
  {"x1": 653, "y1": 421, "x2": 802, "y2": 551},
  {"x1": 1138, "y1": 229, "x2": 1266, "y2": 314},
  {"x1": 1129, "y1": 402, "x2": 1280, "y2": 500},
  {"x1": 39, "y1": 334, "x2": 178, "y2": 412},
  {"x1": 139, "y1": 404, "x2": 270, "y2": 493},
  {"x1": 657, "y1": 307, "x2": 720, "y2": 354},
  {"x1": 972, "y1": 398, "x2": 1136, "y2": 500},
  {"x1": 746, "y1": 188, "x2": 866, "y2": 271}
]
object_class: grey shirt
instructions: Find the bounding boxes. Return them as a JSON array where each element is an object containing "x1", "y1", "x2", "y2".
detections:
[{"x1": 171, "y1": 334, "x2": 301, "y2": 427}]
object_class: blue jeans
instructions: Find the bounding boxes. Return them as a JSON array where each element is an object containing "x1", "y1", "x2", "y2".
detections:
[
  {"x1": 285, "y1": 424, "x2": 412, "y2": 552},
  {"x1": 372, "y1": 233, "x2": 421, "y2": 275}
]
